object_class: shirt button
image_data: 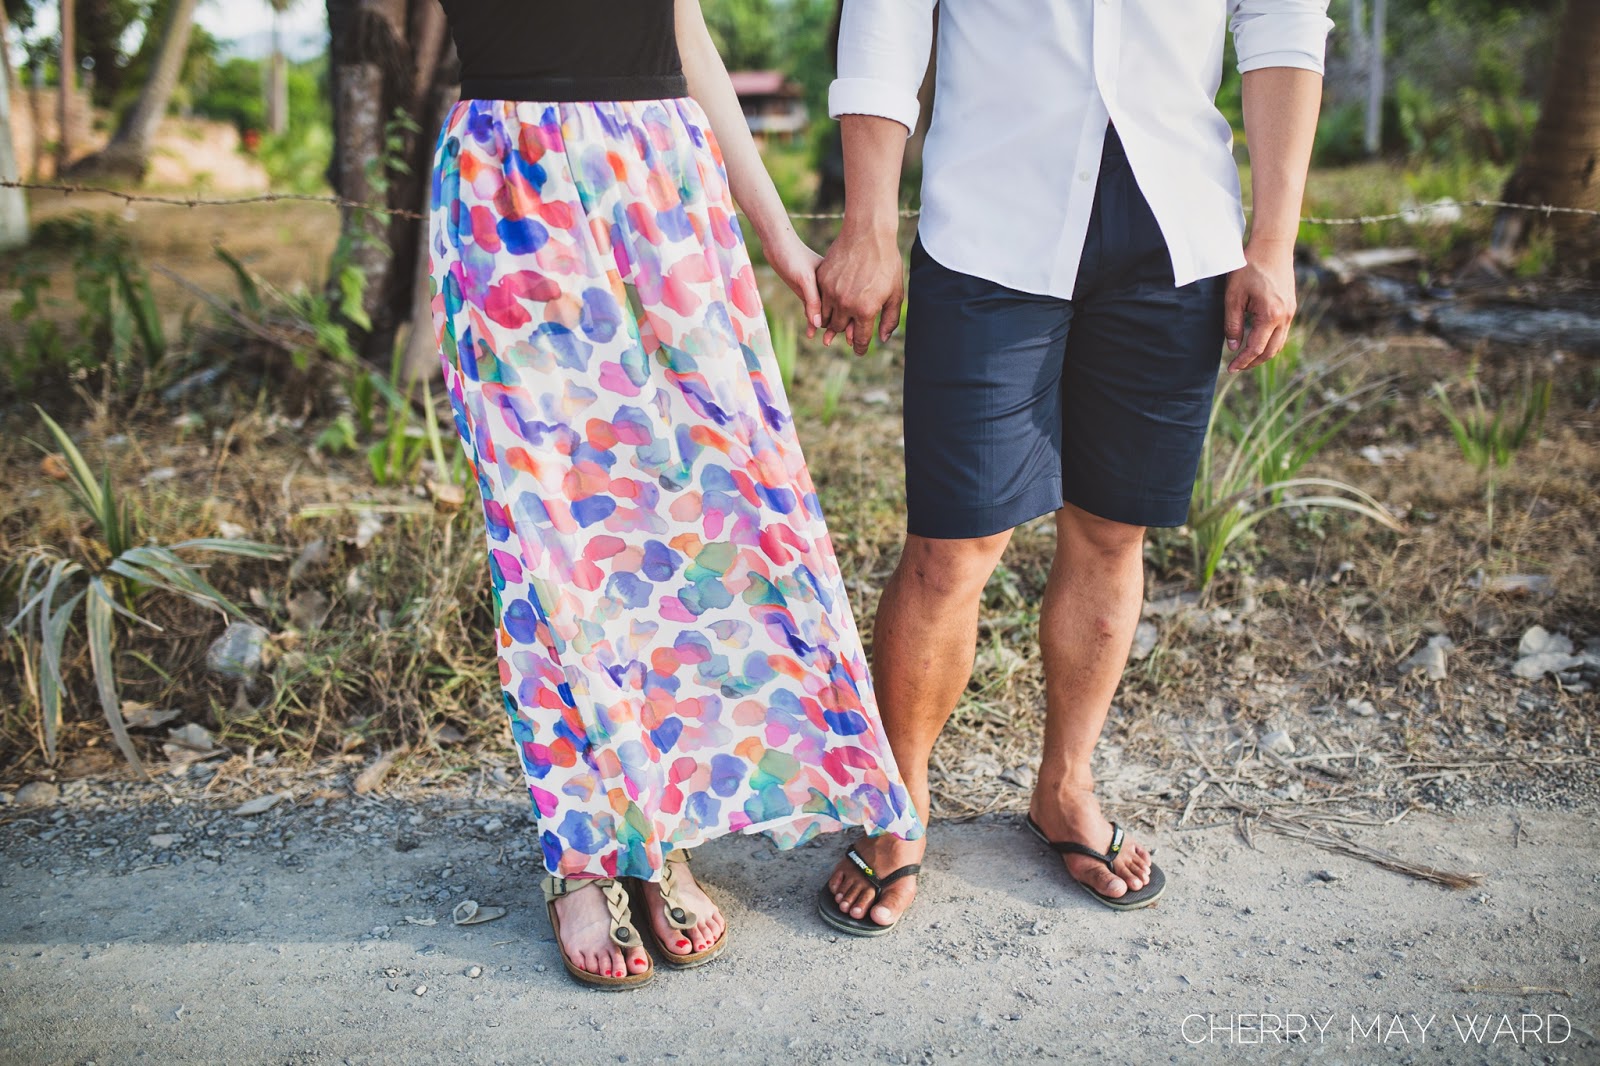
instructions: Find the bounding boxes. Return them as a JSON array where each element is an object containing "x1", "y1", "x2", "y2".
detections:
[{"x1": 1078, "y1": 170, "x2": 1092, "y2": 181}]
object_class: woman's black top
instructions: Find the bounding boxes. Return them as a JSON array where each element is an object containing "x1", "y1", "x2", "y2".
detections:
[{"x1": 440, "y1": 0, "x2": 686, "y2": 103}]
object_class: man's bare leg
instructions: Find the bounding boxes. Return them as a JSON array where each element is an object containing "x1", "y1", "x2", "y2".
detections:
[
  {"x1": 1028, "y1": 502, "x2": 1155, "y2": 897},
  {"x1": 827, "y1": 530, "x2": 1011, "y2": 926}
]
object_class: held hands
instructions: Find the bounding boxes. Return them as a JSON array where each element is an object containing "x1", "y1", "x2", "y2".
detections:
[
  {"x1": 817, "y1": 225, "x2": 904, "y2": 357},
  {"x1": 1224, "y1": 238, "x2": 1298, "y2": 373},
  {"x1": 764, "y1": 227, "x2": 824, "y2": 338}
]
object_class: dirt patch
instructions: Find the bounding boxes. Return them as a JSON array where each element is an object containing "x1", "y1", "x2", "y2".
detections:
[{"x1": 0, "y1": 773, "x2": 1594, "y2": 1064}]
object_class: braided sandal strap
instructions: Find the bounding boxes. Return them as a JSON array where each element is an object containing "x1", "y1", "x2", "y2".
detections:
[
  {"x1": 541, "y1": 876, "x2": 644, "y2": 948},
  {"x1": 657, "y1": 849, "x2": 699, "y2": 930}
]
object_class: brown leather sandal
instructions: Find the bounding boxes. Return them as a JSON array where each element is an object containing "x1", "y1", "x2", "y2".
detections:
[
  {"x1": 541, "y1": 875, "x2": 654, "y2": 990},
  {"x1": 635, "y1": 848, "x2": 728, "y2": 969}
]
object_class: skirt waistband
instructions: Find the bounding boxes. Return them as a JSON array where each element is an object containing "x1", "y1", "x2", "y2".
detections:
[{"x1": 459, "y1": 73, "x2": 689, "y2": 104}]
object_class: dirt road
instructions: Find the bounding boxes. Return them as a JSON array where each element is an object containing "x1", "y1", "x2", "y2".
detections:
[{"x1": 1, "y1": 792, "x2": 1594, "y2": 1064}]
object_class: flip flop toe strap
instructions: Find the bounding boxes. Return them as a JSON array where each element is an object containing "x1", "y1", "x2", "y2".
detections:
[
  {"x1": 846, "y1": 847, "x2": 921, "y2": 911},
  {"x1": 1030, "y1": 817, "x2": 1128, "y2": 872}
]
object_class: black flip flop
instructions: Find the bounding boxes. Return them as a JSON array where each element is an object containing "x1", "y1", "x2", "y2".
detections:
[
  {"x1": 815, "y1": 845, "x2": 921, "y2": 937},
  {"x1": 1026, "y1": 814, "x2": 1166, "y2": 911}
]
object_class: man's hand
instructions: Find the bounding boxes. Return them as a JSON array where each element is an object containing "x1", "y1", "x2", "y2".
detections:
[
  {"x1": 1224, "y1": 238, "x2": 1297, "y2": 373},
  {"x1": 817, "y1": 225, "x2": 904, "y2": 357}
]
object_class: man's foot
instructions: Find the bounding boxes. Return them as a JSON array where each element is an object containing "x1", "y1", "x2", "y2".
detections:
[
  {"x1": 638, "y1": 863, "x2": 725, "y2": 957},
  {"x1": 1029, "y1": 785, "x2": 1153, "y2": 899},
  {"x1": 825, "y1": 831, "x2": 926, "y2": 928},
  {"x1": 551, "y1": 881, "x2": 652, "y2": 979}
]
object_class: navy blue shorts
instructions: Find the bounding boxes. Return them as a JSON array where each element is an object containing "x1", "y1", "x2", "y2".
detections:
[{"x1": 903, "y1": 129, "x2": 1227, "y2": 538}]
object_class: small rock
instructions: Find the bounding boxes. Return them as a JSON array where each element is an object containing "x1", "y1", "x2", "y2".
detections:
[
  {"x1": 861, "y1": 388, "x2": 892, "y2": 406},
  {"x1": 1258, "y1": 730, "x2": 1295, "y2": 756},
  {"x1": 466, "y1": 965, "x2": 483, "y2": 979},
  {"x1": 147, "y1": 834, "x2": 179, "y2": 849},
  {"x1": 205, "y1": 623, "x2": 271, "y2": 681},
  {"x1": 1346, "y1": 698, "x2": 1377, "y2": 718},
  {"x1": 480, "y1": 818, "x2": 505, "y2": 834},
  {"x1": 1400, "y1": 635, "x2": 1451, "y2": 681},
  {"x1": 413, "y1": 985, "x2": 427, "y2": 996},
  {"x1": 1129, "y1": 621, "x2": 1159, "y2": 661},
  {"x1": 1142, "y1": 592, "x2": 1201, "y2": 619},
  {"x1": 15, "y1": 782, "x2": 60, "y2": 807},
  {"x1": 353, "y1": 512, "x2": 384, "y2": 550},
  {"x1": 166, "y1": 723, "x2": 218, "y2": 752},
  {"x1": 287, "y1": 590, "x2": 331, "y2": 633},
  {"x1": 1513, "y1": 652, "x2": 1582, "y2": 680},
  {"x1": 1312, "y1": 869, "x2": 1339, "y2": 883},
  {"x1": 1518, "y1": 625, "x2": 1572, "y2": 658}
]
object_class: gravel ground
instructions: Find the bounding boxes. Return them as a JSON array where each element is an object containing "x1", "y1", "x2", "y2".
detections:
[{"x1": 1, "y1": 779, "x2": 1595, "y2": 1065}]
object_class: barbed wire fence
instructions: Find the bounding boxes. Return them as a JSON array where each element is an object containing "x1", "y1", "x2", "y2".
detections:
[{"x1": 4, "y1": 178, "x2": 1600, "y2": 227}]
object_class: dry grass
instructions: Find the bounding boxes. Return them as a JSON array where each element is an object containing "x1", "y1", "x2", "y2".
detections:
[{"x1": 2, "y1": 194, "x2": 1597, "y2": 855}]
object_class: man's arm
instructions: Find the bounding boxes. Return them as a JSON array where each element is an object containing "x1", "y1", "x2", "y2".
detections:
[
  {"x1": 820, "y1": 0, "x2": 935, "y2": 355},
  {"x1": 820, "y1": 116, "x2": 910, "y2": 352},
  {"x1": 1225, "y1": 0, "x2": 1332, "y2": 372}
]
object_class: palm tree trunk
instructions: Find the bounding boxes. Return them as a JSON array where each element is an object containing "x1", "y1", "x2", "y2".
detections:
[
  {"x1": 1492, "y1": 0, "x2": 1600, "y2": 273},
  {"x1": 0, "y1": 4, "x2": 29, "y2": 250},
  {"x1": 56, "y1": 0, "x2": 74, "y2": 174},
  {"x1": 327, "y1": 0, "x2": 456, "y2": 366},
  {"x1": 266, "y1": 7, "x2": 289, "y2": 135},
  {"x1": 66, "y1": 0, "x2": 199, "y2": 181}
]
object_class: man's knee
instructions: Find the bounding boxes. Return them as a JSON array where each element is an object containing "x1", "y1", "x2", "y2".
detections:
[
  {"x1": 1058, "y1": 503, "x2": 1146, "y2": 559},
  {"x1": 896, "y1": 531, "x2": 1011, "y2": 600}
]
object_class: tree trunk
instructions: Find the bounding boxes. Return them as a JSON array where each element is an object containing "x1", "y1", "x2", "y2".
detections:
[
  {"x1": 56, "y1": 0, "x2": 74, "y2": 173},
  {"x1": 1364, "y1": 0, "x2": 1384, "y2": 157},
  {"x1": 65, "y1": 0, "x2": 199, "y2": 182},
  {"x1": 266, "y1": 9, "x2": 289, "y2": 135},
  {"x1": 0, "y1": 4, "x2": 28, "y2": 251},
  {"x1": 1491, "y1": 0, "x2": 1600, "y2": 273},
  {"x1": 326, "y1": 0, "x2": 457, "y2": 367}
]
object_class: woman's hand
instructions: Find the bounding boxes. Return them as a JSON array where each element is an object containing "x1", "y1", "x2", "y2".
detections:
[{"x1": 762, "y1": 227, "x2": 823, "y2": 339}]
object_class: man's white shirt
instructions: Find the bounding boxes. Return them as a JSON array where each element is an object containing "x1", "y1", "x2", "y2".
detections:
[{"x1": 829, "y1": 0, "x2": 1334, "y2": 297}]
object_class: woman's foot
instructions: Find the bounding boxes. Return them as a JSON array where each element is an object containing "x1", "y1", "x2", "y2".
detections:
[
  {"x1": 825, "y1": 830, "x2": 926, "y2": 928},
  {"x1": 1028, "y1": 784, "x2": 1153, "y2": 899},
  {"x1": 639, "y1": 863, "x2": 725, "y2": 956},
  {"x1": 551, "y1": 881, "x2": 651, "y2": 979}
]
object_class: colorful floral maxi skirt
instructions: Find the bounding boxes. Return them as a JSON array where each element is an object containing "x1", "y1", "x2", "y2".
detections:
[{"x1": 428, "y1": 97, "x2": 922, "y2": 881}]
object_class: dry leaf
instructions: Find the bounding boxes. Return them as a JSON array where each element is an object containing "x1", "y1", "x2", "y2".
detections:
[
  {"x1": 354, "y1": 748, "x2": 401, "y2": 794},
  {"x1": 428, "y1": 480, "x2": 466, "y2": 513},
  {"x1": 451, "y1": 900, "x2": 508, "y2": 926},
  {"x1": 40, "y1": 454, "x2": 70, "y2": 480},
  {"x1": 234, "y1": 791, "x2": 291, "y2": 816},
  {"x1": 122, "y1": 701, "x2": 182, "y2": 730}
]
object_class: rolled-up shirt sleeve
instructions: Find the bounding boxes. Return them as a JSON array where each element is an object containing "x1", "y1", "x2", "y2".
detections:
[
  {"x1": 828, "y1": 0, "x2": 937, "y2": 133},
  {"x1": 1230, "y1": 0, "x2": 1334, "y2": 76}
]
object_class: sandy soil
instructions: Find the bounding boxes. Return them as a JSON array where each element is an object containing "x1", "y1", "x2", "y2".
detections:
[{"x1": 1, "y1": 784, "x2": 1594, "y2": 1065}]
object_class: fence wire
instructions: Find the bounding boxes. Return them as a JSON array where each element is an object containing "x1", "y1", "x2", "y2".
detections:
[{"x1": 4, "y1": 179, "x2": 1599, "y2": 227}]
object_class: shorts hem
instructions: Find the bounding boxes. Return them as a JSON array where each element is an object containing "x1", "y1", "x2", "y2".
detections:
[
  {"x1": 1061, "y1": 484, "x2": 1193, "y2": 529},
  {"x1": 906, "y1": 477, "x2": 1063, "y2": 540}
]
